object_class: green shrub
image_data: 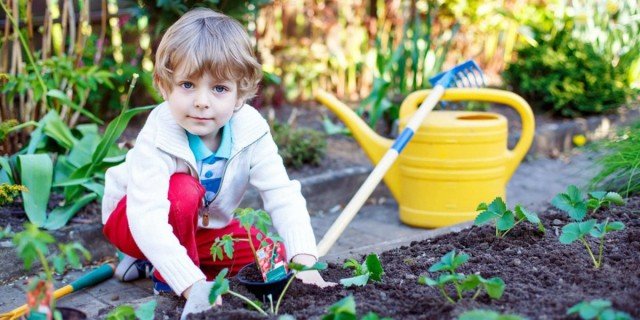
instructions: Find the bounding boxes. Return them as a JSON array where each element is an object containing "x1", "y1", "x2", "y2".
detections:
[
  {"x1": 503, "y1": 25, "x2": 636, "y2": 118},
  {"x1": 271, "y1": 122, "x2": 327, "y2": 169},
  {"x1": 590, "y1": 122, "x2": 640, "y2": 197}
]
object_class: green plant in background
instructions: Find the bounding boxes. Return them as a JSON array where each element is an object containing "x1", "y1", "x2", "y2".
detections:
[
  {"x1": 503, "y1": 0, "x2": 640, "y2": 118},
  {"x1": 340, "y1": 253, "x2": 384, "y2": 287},
  {"x1": 359, "y1": 0, "x2": 458, "y2": 131},
  {"x1": 591, "y1": 122, "x2": 640, "y2": 197},
  {"x1": 0, "y1": 76, "x2": 153, "y2": 230},
  {"x1": 320, "y1": 295, "x2": 392, "y2": 320},
  {"x1": 271, "y1": 121, "x2": 327, "y2": 169},
  {"x1": 567, "y1": 299, "x2": 632, "y2": 320},
  {"x1": 474, "y1": 197, "x2": 545, "y2": 238},
  {"x1": 552, "y1": 185, "x2": 626, "y2": 269},
  {"x1": 0, "y1": 223, "x2": 91, "y2": 319},
  {"x1": 106, "y1": 300, "x2": 157, "y2": 320},
  {"x1": 418, "y1": 250, "x2": 505, "y2": 303},
  {"x1": 458, "y1": 309, "x2": 527, "y2": 320}
]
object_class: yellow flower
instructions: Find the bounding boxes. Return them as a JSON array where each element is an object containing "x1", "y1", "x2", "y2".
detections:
[
  {"x1": 606, "y1": 1, "x2": 619, "y2": 15},
  {"x1": 573, "y1": 134, "x2": 587, "y2": 147}
]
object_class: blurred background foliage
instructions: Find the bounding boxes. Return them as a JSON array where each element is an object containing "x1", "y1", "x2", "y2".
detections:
[{"x1": 1, "y1": 0, "x2": 639, "y2": 153}]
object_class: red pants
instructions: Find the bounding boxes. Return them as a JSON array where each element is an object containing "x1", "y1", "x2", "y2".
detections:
[{"x1": 103, "y1": 173, "x2": 283, "y2": 282}]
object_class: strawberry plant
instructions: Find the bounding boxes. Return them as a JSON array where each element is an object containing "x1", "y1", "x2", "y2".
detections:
[
  {"x1": 458, "y1": 309, "x2": 526, "y2": 320},
  {"x1": 340, "y1": 253, "x2": 384, "y2": 287},
  {"x1": 474, "y1": 197, "x2": 545, "y2": 238},
  {"x1": 208, "y1": 262, "x2": 327, "y2": 316},
  {"x1": 559, "y1": 218, "x2": 625, "y2": 269},
  {"x1": 105, "y1": 300, "x2": 157, "y2": 320},
  {"x1": 418, "y1": 250, "x2": 505, "y2": 303},
  {"x1": 567, "y1": 299, "x2": 632, "y2": 320},
  {"x1": 553, "y1": 186, "x2": 627, "y2": 269},
  {"x1": 551, "y1": 185, "x2": 624, "y2": 221}
]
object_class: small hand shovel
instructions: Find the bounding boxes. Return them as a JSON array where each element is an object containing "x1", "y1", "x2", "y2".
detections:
[
  {"x1": 316, "y1": 60, "x2": 485, "y2": 256},
  {"x1": 0, "y1": 263, "x2": 115, "y2": 320}
]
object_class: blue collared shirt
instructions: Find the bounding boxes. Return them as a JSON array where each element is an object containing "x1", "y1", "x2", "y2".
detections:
[{"x1": 187, "y1": 124, "x2": 232, "y2": 203}]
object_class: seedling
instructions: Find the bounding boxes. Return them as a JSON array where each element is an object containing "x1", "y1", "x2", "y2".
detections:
[
  {"x1": 210, "y1": 208, "x2": 285, "y2": 281},
  {"x1": 474, "y1": 197, "x2": 545, "y2": 238},
  {"x1": 551, "y1": 185, "x2": 625, "y2": 221},
  {"x1": 208, "y1": 262, "x2": 328, "y2": 316},
  {"x1": 458, "y1": 309, "x2": 526, "y2": 320},
  {"x1": 320, "y1": 295, "x2": 392, "y2": 320},
  {"x1": 105, "y1": 300, "x2": 157, "y2": 320},
  {"x1": 559, "y1": 218, "x2": 625, "y2": 269},
  {"x1": 418, "y1": 250, "x2": 505, "y2": 303},
  {"x1": 2, "y1": 223, "x2": 91, "y2": 319},
  {"x1": 340, "y1": 253, "x2": 384, "y2": 287},
  {"x1": 567, "y1": 299, "x2": 632, "y2": 320}
]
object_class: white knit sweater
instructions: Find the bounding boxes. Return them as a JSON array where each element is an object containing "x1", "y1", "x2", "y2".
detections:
[{"x1": 102, "y1": 102, "x2": 318, "y2": 295}]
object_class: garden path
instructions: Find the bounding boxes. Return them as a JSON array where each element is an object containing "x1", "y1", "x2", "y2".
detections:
[{"x1": 0, "y1": 150, "x2": 597, "y2": 318}]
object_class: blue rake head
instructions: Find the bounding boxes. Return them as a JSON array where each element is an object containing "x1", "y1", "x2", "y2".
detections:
[{"x1": 428, "y1": 60, "x2": 485, "y2": 89}]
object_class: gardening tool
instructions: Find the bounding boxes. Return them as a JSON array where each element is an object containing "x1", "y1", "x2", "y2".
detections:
[
  {"x1": 315, "y1": 61, "x2": 535, "y2": 256},
  {"x1": 0, "y1": 263, "x2": 115, "y2": 320}
]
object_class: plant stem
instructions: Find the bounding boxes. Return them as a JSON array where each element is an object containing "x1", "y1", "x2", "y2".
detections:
[
  {"x1": 597, "y1": 237, "x2": 605, "y2": 268},
  {"x1": 228, "y1": 290, "x2": 268, "y2": 316},
  {"x1": 471, "y1": 288, "x2": 481, "y2": 300},
  {"x1": 275, "y1": 272, "x2": 297, "y2": 314},
  {"x1": 500, "y1": 219, "x2": 524, "y2": 238},
  {"x1": 439, "y1": 287, "x2": 456, "y2": 304},
  {"x1": 453, "y1": 283, "x2": 463, "y2": 300},
  {"x1": 8, "y1": 121, "x2": 38, "y2": 133},
  {"x1": 579, "y1": 237, "x2": 599, "y2": 268},
  {"x1": 36, "y1": 250, "x2": 53, "y2": 284}
]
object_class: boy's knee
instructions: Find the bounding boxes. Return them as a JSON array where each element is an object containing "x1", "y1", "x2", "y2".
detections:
[{"x1": 168, "y1": 173, "x2": 204, "y2": 207}]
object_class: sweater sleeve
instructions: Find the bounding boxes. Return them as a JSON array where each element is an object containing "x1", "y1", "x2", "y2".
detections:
[
  {"x1": 125, "y1": 131, "x2": 205, "y2": 295},
  {"x1": 248, "y1": 131, "x2": 319, "y2": 261}
]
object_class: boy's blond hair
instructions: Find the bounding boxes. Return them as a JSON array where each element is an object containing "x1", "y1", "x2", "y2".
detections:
[{"x1": 153, "y1": 8, "x2": 262, "y2": 101}]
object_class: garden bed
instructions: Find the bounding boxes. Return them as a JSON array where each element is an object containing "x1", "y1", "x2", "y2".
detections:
[{"x1": 172, "y1": 196, "x2": 640, "y2": 319}]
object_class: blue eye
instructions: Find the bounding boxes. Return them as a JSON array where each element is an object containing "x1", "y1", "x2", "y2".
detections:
[
  {"x1": 181, "y1": 82, "x2": 194, "y2": 89},
  {"x1": 213, "y1": 85, "x2": 227, "y2": 93}
]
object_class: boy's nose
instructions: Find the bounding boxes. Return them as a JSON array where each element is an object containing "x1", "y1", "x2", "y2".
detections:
[{"x1": 194, "y1": 90, "x2": 210, "y2": 109}]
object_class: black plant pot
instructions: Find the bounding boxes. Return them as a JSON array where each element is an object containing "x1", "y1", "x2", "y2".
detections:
[
  {"x1": 236, "y1": 263, "x2": 294, "y2": 302},
  {"x1": 58, "y1": 307, "x2": 87, "y2": 320}
]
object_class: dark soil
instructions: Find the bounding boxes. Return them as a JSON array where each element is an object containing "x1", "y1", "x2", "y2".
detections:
[{"x1": 175, "y1": 196, "x2": 640, "y2": 320}]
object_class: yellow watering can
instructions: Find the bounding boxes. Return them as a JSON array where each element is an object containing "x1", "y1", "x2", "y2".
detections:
[{"x1": 316, "y1": 88, "x2": 535, "y2": 229}]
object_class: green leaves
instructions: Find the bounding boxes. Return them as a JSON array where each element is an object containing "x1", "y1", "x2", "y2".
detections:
[
  {"x1": 209, "y1": 268, "x2": 230, "y2": 304},
  {"x1": 289, "y1": 261, "x2": 328, "y2": 273},
  {"x1": 552, "y1": 185, "x2": 625, "y2": 221},
  {"x1": 211, "y1": 235, "x2": 236, "y2": 262},
  {"x1": 18, "y1": 154, "x2": 53, "y2": 226},
  {"x1": 559, "y1": 220, "x2": 597, "y2": 244},
  {"x1": 419, "y1": 250, "x2": 505, "y2": 303},
  {"x1": 567, "y1": 299, "x2": 632, "y2": 320},
  {"x1": 12, "y1": 223, "x2": 55, "y2": 270},
  {"x1": 458, "y1": 310, "x2": 526, "y2": 320},
  {"x1": 322, "y1": 295, "x2": 357, "y2": 320},
  {"x1": 106, "y1": 300, "x2": 157, "y2": 320},
  {"x1": 474, "y1": 198, "x2": 543, "y2": 238},
  {"x1": 429, "y1": 250, "x2": 469, "y2": 273},
  {"x1": 340, "y1": 253, "x2": 384, "y2": 287}
]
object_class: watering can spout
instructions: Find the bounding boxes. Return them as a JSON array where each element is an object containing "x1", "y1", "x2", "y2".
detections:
[{"x1": 315, "y1": 90, "x2": 402, "y2": 200}]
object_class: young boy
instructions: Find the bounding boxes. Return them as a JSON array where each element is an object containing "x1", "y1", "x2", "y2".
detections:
[{"x1": 101, "y1": 8, "x2": 333, "y2": 319}]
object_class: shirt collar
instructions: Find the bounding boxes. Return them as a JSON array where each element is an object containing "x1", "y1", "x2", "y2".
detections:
[{"x1": 186, "y1": 123, "x2": 232, "y2": 162}]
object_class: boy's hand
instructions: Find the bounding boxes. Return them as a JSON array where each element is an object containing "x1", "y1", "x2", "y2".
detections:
[
  {"x1": 291, "y1": 254, "x2": 337, "y2": 288},
  {"x1": 180, "y1": 280, "x2": 222, "y2": 320}
]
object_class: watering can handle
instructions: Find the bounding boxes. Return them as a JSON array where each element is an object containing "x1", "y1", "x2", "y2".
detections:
[{"x1": 400, "y1": 88, "x2": 535, "y2": 181}]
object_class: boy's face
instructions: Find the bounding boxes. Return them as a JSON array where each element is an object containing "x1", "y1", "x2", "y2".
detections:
[{"x1": 162, "y1": 63, "x2": 242, "y2": 143}]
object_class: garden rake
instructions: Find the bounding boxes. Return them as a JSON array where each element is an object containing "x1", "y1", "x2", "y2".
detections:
[
  {"x1": 316, "y1": 60, "x2": 485, "y2": 256},
  {"x1": 0, "y1": 263, "x2": 115, "y2": 320}
]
